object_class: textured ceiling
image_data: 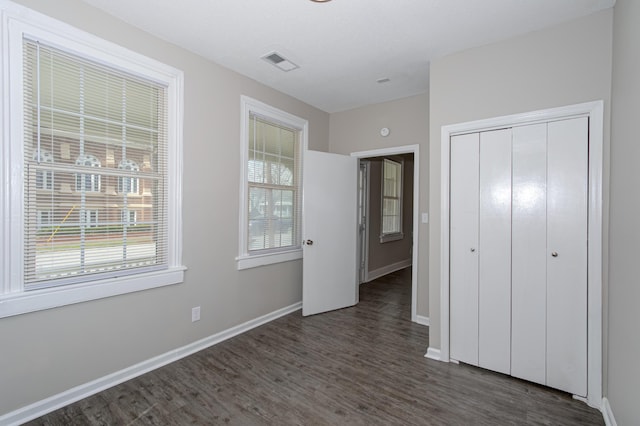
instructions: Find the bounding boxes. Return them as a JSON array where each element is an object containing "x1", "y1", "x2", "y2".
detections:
[{"x1": 81, "y1": 0, "x2": 615, "y2": 113}]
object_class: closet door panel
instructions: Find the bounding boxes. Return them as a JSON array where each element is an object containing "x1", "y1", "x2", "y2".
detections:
[
  {"x1": 450, "y1": 133, "x2": 480, "y2": 366},
  {"x1": 546, "y1": 117, "x2": 588, "y2": 396},
  {"x1": 511, "y1": 123, "x2": 548, "y2": 386},
  {"x1": 478, "y1": 129, "x2": 512, "y2": 374}
]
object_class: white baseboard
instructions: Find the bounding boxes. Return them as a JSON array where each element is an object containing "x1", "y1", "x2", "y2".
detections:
[
  {"x1": 415, "y1": 315, "x2": 430, "y2": 326},
  {"x1": 601, "y1": 397, "x2": 617, "y2": 426},
  {"x1": 425, "y1": 347, "x2": 441, "y2": 361},
  {"x1": 0, "y1": 302, "x2": 302, "y2": 426},
  {"x1": 364, "y1": 258, "x2": 412, "y2": 283}
]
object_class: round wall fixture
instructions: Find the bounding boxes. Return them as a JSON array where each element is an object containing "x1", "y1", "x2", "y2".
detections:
[{"x1": 380, "y1": 127, "x2": 390, "y2": 137}]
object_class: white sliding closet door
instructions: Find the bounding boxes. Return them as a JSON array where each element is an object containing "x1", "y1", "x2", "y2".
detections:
[
  {"x1": 511, "y1": 123, "x2": 548, "y2": 385},
  {"x1": 546, "y1": 117, "x2": 588, "y2": 396},
  {"x1": 450, "y1": 117, "x2": 589, "y2": 397},
  {"x1": 478, "y1": 129, "x2": 512, "y2": 375},
  {"x1": 450, "y1": 133, "x2": 480, "y2": 366}
]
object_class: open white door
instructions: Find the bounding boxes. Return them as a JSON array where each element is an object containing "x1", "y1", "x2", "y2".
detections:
[{"x1": 302, "y1": 150, "x2": 358, "y2": 316}]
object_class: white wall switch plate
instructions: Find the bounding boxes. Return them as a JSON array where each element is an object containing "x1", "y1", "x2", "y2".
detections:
[{"x1": 191, "y1": 306, "x2": 201, "y2": 322}]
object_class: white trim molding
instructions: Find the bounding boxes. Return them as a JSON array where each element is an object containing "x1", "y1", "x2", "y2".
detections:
[
  {"x1": 601, "y1": 398, "x2": 617, "y2": 426},
  {"x1": 364, "y1": 258, "x2": 412, "y2": 283},
  {"x1": 438, "y1": 101, "x2": 604, "y2": 408},
  {"x1": 415, "y1": 315, "x2": 430, "y2": 326},
  {"x1": 0, "y1": 301, "x2": 302, "y2": 426},
  {"x1": 425, "y1": 347, "x2": 441, "y2": 361}
]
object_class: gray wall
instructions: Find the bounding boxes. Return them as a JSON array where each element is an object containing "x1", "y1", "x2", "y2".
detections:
[
  {"x1": 365, "y1": 155, "x2": 413, "y2": 276},
  {"x1": 0, "y1": 0, "x2": 329, "y2": 415},
  {"x1": 428, "y1": 9, "x2": 613, "y2": 351},
  {"x1": 608, "y1": 0, "x2": 640, "y2": 423},
  {"x1": 329, "y1": 93, "x2": 429, "y2": 315}
]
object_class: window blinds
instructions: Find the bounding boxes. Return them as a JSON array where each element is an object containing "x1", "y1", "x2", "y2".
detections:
[
  {"x1": 382, "y1": 159, "x2": 402, "y2": 234},
  {"x1": 247, "y1": 114, "x2": 301, "y2": 252},
  {"x1": 22, "y1": 38, "x2": 169, "y2": 289}
]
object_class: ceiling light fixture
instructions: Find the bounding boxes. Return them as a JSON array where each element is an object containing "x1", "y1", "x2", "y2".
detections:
[{"x1": 310, "y1": 0, "x2": 332, "y2": 2}]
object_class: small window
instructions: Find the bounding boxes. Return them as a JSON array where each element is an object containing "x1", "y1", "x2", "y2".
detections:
[
  {"x1": 121, "y1": 209, "x2": 137, "y2": 225},
  {"x1": 80, "y1": 209, "x2": 99, "y2": 228},
  {"x1": 75, "y1": 154, "x2": 102, "y2": 192},
  {"x1": 237, "y1": 96, "x2": 307, "y2": 270},
  {"x1": 37, "y1": 210, "x2": 53, "y2": 230},
  {"x1": 34, "y1": 150, "x2": 54, "y2": 190},
  {"x1": 118, "y1": 159, "x2": 140, "y2": 195},
  {"x1": 380, "y1": 158, "x2": 403, "y2": 242}
]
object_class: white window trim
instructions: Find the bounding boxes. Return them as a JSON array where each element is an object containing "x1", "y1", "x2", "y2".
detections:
[
  {"x1": 380, "y1": 158, "x2": 404, "y2": 243},
  {"x1": 236, "y1": 96, "x2": 307, "y2": 270},
  {"x1": 0, "y1": 1, "x2": 185, "y2": 318}
]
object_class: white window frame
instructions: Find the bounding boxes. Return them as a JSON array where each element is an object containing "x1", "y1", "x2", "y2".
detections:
[
  {"x1": 80, "y1": 209, "x2": 100, "y2": 228},
  {"x1": 34, "y1": 149, "x2": 54, "y2": 190},
  {"x1": 236, "y1": 96, "x2": 307, "y2": 270},
  {"x1": 0, "y1": 1, "x2": 185, "y2": 318},
  {"x1": 380, "y1": 158, "x2": 404, "y2": 243},
  {"x1": 36, "y1": 210, "x2": 53, "y2": 230},
  {"x1": 118, "y1": 159, "x2": 140, "y2": 195},
  {"x1": 121, "y1": 209, "x2": 137, "y2": 225},
  {"x1": 75, "y1": 154, "x2": 102, "y2": 193}
]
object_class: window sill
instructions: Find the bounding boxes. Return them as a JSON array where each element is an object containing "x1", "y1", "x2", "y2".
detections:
[
  {"x1": 0, "y1": 266, "x2": 186, "y2": 319},
  {"x1": 380, "y1": 232, "x2": 404, "y2": 243},
  {"x1": 236, "y1": 248, "x2": 302, "y2": 270}
]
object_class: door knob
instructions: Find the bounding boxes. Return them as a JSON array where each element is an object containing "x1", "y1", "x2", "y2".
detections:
[
  {"x1": 551, "y1": 252, "x2": 558, "y2": 257},
  {"x1": 305, "y1": 240, "x2": 314, "y2": 246},
  {"x1": 470, "y1": 248, "x2": 476, "y2": 252}
]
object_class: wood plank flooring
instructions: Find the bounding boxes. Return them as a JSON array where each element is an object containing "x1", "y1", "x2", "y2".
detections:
[{"x1": 29, "y1": 268, "x2": 603, "y2": 425}]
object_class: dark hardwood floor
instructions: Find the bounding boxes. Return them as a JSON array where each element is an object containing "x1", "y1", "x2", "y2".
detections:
[{"x1": 29, "y1": 268, "x2": 603, "y2": 425}]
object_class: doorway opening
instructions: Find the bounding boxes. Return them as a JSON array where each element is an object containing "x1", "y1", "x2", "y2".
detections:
[{"x1": 351, "y1": 145, "x2": 420, "y2": 323}]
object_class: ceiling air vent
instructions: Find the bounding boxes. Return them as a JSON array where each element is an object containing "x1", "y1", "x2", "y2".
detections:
[{"x1": 261, "y1": 51, "x2": 299, "y2": 72}]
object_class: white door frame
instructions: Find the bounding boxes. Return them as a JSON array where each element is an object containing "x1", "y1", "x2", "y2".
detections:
[
  {"x1": 432, "y1": 101, "x2": 603, "y2": 408},
  {"x1": 350, "y1": 144, "x2": 420, "y2": 323}
]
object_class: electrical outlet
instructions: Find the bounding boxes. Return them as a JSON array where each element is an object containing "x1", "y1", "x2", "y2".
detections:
[{"x1": 191, "y1": 306, "x2": 201, "y2": 322}]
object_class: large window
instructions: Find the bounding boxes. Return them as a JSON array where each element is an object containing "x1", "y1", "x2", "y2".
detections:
[
  {"x1": 380, "y1": 158, "x2": 404, "y2": 242},
  {"x1": 237, "y1": 96, "x2": 307, "y2": 270},
  {"x1": 0, "y1": 3, "x2": 184, "y2": 318}
]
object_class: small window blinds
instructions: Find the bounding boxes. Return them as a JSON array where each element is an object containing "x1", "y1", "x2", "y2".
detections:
[
  {"x1": 247, "y1": 113, "x2": 301, "y2": 252},
  {"x1": 382, "y1": 158, "x2": 402, "y2": 235}
]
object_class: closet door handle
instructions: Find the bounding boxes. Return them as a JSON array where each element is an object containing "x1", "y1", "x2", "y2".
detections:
[
  {"x1": 470, "y1": 248, "x2": 476, "y2": 253},
  {"x1": 551, "y1": 252, "x2": 558, "y2": 257}
]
